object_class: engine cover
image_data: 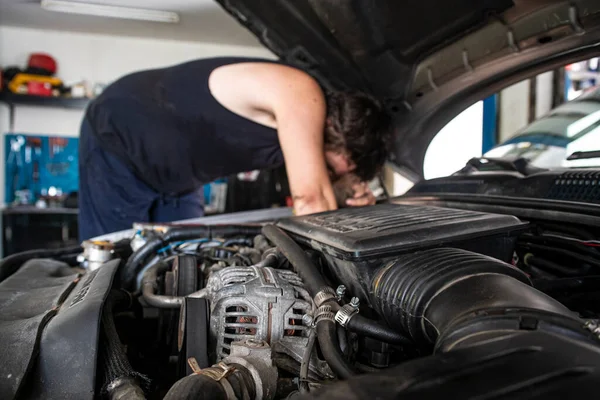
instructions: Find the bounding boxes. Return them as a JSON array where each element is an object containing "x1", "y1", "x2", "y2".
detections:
[{"x1": 277, "y1": 203, "x2": 527, "y2": 301}]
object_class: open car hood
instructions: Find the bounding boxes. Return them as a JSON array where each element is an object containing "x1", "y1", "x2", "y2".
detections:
[{"x1": 216, "y1": 0, "x2": 600, "y2": 178}]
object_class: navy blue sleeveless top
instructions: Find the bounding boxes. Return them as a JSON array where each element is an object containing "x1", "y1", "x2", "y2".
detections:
[{"x1": 86, "y1": 57, "x2": 284, "y2": 195}]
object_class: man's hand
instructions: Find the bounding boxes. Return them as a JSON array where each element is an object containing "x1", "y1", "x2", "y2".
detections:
[
  {"x1": 346, "y1": 181, "x2": 376, "y2": 207},
  {"x1": 332, "y1": 175, "x2": 376, "y2": 208}
]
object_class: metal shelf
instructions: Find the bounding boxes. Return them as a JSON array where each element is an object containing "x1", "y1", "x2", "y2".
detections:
[{"x1": 0, "y1": 91, "x2": 90, "y2": 131}]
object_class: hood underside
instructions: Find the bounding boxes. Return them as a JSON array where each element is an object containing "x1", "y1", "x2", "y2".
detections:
[{"x1": 216, "y1": 0, "x2": 600, "y2": 178}]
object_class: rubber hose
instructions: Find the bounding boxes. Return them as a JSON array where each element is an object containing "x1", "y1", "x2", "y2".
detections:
[
  {"x1": 121, "y1": 236, "x2": 164, "y2": 289},
  {"x1": 121, "y1": 225, "x2": 263, "y2": 290},
  {"x1": 519, "y1": 242, "x2": 600, "y2": 268},
  {"x1": 225, "y1": 364, "x2": 257, "y2": 400},
  {"x1": 316, "y1": 320, "x2": 355, "y2": 379},
  {"x1": 346, "y1": 315, "x2": 412, "y2": 345},
  {"x1": 163, "y1": 374, "x2": 227, "y2": 400},
  {"x1": 527, "y1": 255, "x2": 589, "y2": 277},
  {"x1": 261, "y1": 225, "x2": 356, "y2": 379},
  {"x1": 540, "y1": 223, "x2": 595, "y2": 240},
  {"x1": 520, "y1": 233, "x2": 600, "y2": 259},
  {"x1": 261, "y1": 225, "x2": 328, "y2": 296},
  {"x1": 0, "y1": 245, "x2": 82, "y2": 282}
]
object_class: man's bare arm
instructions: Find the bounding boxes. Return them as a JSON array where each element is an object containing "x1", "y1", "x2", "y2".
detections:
[{"x1": 210, "y1": 62, "x2": 337, "y2": 215}]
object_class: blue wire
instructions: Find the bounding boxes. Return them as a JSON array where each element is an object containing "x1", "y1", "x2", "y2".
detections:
[{"x1": 157, "y1": 238, "x2": 220, "y2": 254}]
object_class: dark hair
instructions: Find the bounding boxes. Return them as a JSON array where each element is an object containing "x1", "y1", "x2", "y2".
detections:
[{"x1": 325, "y1": 91, "x2": 394, "y2": 181}]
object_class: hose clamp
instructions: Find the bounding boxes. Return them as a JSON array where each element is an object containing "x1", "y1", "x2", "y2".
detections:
[
  {"x1": 314, "y1": 305, "x2": 335, "y2": 324},
  {"x1": 187, "y1": 359, "x2": 235, "y2": 381},
  {"x1": 334, "y1": 304, "x2": 359, "y2": 327},
  {"x1": 314, "y1": 287, "x2": 337, "y2": 307},
  {"x1": 584, "y1": 320, "x2": 600, "y2": 340}
]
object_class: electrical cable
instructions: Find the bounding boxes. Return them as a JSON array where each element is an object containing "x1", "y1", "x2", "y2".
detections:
[
  {"x1": 299, "y1": 330, "x2": 317, "y2": 394},
  {"x1": 519, "y1": 242, "x2": 600, "y2": 269}
]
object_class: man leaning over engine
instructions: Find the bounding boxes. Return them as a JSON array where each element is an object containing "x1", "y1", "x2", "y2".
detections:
[{"x1": 78, "y1": 57, "x2": 394, "y2": 240}]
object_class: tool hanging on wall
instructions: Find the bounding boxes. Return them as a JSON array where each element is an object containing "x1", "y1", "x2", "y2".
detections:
[{"x1": 7, "y1": 136, "x2": 25, "y2": 203}]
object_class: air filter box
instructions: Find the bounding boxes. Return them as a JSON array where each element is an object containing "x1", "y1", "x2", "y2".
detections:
[{"x1": 277, "y1": 204, "x2": 527, "y2": 301}]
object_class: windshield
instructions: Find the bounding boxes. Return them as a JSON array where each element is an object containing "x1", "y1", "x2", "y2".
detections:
[{"x1": 485, "y1": 88, "x2": 600, "y2": 169}]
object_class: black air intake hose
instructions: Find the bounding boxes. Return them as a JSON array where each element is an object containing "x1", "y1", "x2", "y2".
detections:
[
  {"x1": 371, "y1": 248, "x2": 578, "y2": 348},
  {"x1": 120, "y1": 224, "x2": 262, "y2": 290}
]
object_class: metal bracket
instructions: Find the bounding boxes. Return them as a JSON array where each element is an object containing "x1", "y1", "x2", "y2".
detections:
[
  {"x1": 462, "y1": 49, "x2": 474, "y2": 72},
  {"x1": 427, "y1": 67, "x2": 438, "y2": 91},
  {"x1": 569, "y1": 5, "x2": 585, "y2": 35},
  {"x1": 507, "y1": 30, "x2": 520, "y2": 53}
]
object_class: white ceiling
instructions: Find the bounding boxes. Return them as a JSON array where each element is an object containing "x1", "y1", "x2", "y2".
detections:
[{"x1": 0, "y1": 0, "x2": 263, "y2": 46}]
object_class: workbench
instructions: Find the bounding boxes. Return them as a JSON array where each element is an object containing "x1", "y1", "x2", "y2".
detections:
[{"x1": 2, "y1": 206, "x2": 79, "y2": 256}]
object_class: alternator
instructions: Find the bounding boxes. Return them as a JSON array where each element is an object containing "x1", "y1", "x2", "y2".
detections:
[{"x1": 206, "y1": 266, "x2": 313, "y2": 360}]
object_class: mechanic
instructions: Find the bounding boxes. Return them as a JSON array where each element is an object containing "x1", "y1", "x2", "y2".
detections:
[{"x1": 79, "y1": 57, "x2": 393, "y2": 240}]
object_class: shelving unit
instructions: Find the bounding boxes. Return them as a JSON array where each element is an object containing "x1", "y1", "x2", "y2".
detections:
[{"x1": 0, "y1": 92, "x2": 90, "y2": 131}]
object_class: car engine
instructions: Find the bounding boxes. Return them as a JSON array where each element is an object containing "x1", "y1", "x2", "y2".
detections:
[{"x1": 2, "y1": 202, "x2": 600, "y2": 399}]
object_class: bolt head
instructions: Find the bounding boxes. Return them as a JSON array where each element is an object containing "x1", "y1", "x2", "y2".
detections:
[
  {"x1": 302, "y1": 314, "x2": 314, "y2": 327},
  {"x1": 336, "y1": 285, "x2": 347, "y2": 297},
  {"x1": 350, "y1": 297, "x2": 360, "y2": 308}
]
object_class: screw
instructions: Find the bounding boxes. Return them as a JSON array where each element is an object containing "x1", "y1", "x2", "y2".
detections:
[
  {"x1": 302, "y1": 314, "x2": 314, "y2": 327},
  {"x1": 350, "y1": 297, "x2": 360, "y2": 309},
  {"x1": 336, "y1": 285, "x2": 346, "y2": 299}
]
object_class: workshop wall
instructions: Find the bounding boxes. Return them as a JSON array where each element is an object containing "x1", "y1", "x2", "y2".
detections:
[
  {"x1": 0, "y1": 25, "x2": 274, "y2": 135},
  {"x1": 499, "y1": 80, "x2": 531, "y2": 142},
  {"x1": 498, "y1": 71, "x2": 555, "y2": 142},
  {"x1": 0, "y1": 25, "x2": 274, "y2": 204}
]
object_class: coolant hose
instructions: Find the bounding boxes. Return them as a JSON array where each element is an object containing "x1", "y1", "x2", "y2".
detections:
[
  {"x1": 163, "y1": 364, "x2": 256, "y2": 400},
  {"x1": 316, "y1": 320, "x2": 355, "y2": 379},
  {"x1": 262, "y1": 224, "x2": 355, "y2": 379},
  {"x1": 370, "y1": 248, "x2": 579, "y2": 348},
  {"x1": 261, "y1": 225, "x2": 328, "y2": 296},
  {"x1": 0, "y1": 245, "x2": 82, "y2": 283},
  {"x1": 346, "y1": 315, "x2": 412, "y2": 345},
  {"x1": 163, "y1": 374, "x2": 227, "y2": 400},
  {"x1": 121, "y1": 225, "x2": 263, "y2": 290}
]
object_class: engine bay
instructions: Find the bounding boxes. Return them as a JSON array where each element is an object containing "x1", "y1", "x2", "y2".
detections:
[{"x1": 2, "y1": 201, "x2": 600, "y2": 399}]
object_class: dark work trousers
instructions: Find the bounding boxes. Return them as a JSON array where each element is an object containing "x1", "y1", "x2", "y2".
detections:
[{"x1": 78, "y1": 117, "x2": 204, "y2": 241}]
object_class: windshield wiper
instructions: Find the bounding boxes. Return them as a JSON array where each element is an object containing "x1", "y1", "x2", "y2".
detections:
[
  {"x1": 567, "y1": 150, "x2": 600, "y2": 160},
  {"x1": 455, "y1": 157, "x2": 547, "y2": 176}
]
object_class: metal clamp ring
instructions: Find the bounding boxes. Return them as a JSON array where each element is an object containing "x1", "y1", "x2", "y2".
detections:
[
  {"x1": 314, "y1": 287, "x2": 337, "y2": 307},
  {"x1": 188, "y1": 359, "x2": 235, "y2": 381},
  {"x1": 334, "y1": 304, "x2": 359, "y2": 327},
  {"x1": 314, "y1": 305, "x2": 335, "y2": 324}
]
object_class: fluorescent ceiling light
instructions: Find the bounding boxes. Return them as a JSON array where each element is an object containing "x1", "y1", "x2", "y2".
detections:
[{"x1": 41, "y1": 0, "x2": 180, "y2": 23}]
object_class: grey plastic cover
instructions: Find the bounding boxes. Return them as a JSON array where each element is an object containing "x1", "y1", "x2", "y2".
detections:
[{"x1": 277, "y1": 203, "x2": 526, "y2": 260}]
